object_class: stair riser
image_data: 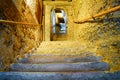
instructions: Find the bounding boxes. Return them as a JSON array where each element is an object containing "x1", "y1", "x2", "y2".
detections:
[{"x1": 10, "y1": 62, "x2": 109, "y2": 72}]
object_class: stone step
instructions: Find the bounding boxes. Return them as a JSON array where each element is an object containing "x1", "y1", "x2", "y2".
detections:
[
  {"x1": 31, "y1": 51, "x2": 96, "y2": 57},
  {"x1": 0, "y1": 72, "x2": 106, "y2": 80},
  {"x1": 18, "y1": 55, "x2": 102, "y2": 63},
  {"x1": 10, "y1": 62, "x2": 109, "y2": 72},
  {"x1": 35, "y1": 47, "x2": 87, "y2": 55},
  {"x1": 1, "y1": 71, "x2": 120, "y2": 80},
  {"x1": 34, "y1": 41, "x2": 87, "y2": 55},
  {"x1": 38, "y1": 41, "x2": 85, "y2": 48}
]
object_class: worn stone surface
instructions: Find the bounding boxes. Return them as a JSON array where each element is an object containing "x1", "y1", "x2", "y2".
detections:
[
  {"x1": 0, "y1": 71, "x2": 120, "y2": 80},
  {"x1": 0, "y1": 72, "x2": 105, "y2": 80},
  {"x1": 10, "y1": 62, "x2": 109, "y2": 72}
]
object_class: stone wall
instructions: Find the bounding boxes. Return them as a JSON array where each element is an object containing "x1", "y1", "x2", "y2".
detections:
[
  {"x1": 0, "y1": 0, "x2": 42, "y2": 71},
  {"x1": 72, "y1": 0, "x2": 120, "y2": 71}
]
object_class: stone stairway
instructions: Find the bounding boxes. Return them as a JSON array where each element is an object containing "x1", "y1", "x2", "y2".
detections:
[{"x1": 0, "y1": 41, "x2": 110, "y2": 80}]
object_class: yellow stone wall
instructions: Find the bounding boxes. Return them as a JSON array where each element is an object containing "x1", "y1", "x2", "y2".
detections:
[
  {"x1": 0, "y1": 0, "x2": 42, "y2": 71},
  {"x1": 72, "y1": 0, "x2": 120, "y2": 71}
]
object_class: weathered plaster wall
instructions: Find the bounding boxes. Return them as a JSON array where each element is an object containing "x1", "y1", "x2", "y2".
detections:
[
  {"x1": 72, "y1": 0, "x2": 120, "y2": 71},
  {"x1": 0, "y1": 0, "x2": 42, "y2": 71}
]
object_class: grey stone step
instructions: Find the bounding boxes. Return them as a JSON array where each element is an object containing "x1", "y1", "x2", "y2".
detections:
[
  {"x1": 10, "y1": 62, "x2": 109, "y2": 72},
  {"x1": 0, "y1": 72, "x2": 105, "y2": 80},
  {"x1": 1, "y1": 71, "x2": 120, "y2": 80},
  {"x1": 18, "y1": 55, "x2": 102, "y2": 63}
]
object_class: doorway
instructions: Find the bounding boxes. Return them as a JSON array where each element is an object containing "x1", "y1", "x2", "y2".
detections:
[{"x1": 50, "y1": 8, "x2": 67, "y2": 41}]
